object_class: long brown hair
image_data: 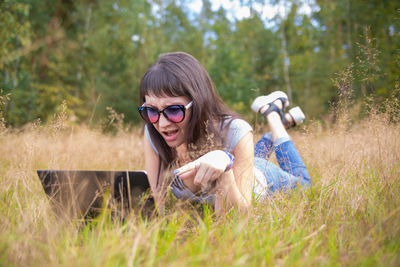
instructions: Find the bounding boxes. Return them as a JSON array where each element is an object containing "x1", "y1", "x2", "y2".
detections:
[{"x1": 139, "y1": 52, "x2": 238, "y2": 169}]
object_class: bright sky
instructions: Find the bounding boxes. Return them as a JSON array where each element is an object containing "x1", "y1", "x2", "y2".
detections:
[{"x1": 187, "y1": 0, "x2": 319, "y2": 22}]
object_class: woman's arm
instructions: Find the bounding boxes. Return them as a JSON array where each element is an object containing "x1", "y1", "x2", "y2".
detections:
[
  {"x1": 175, "y1": 131, "x2": 254, "y2": 214},
  {"x1": 143, "y1": 133, "x2": 163, "y2": 209},
  {"x1": 215, "y1": 131, "x2": 254, "y2": 214}
]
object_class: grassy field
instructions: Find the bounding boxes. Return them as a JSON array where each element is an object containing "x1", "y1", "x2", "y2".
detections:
[{"x1": 1, "y1": 108, "x2": 399, "y2": 266}]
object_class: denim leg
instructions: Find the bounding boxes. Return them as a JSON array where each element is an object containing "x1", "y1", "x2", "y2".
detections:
[
  {"x1": 254, "y1": 157, "x2": 302, "y2": 193},
  {"x1": 254, "y1": 132, "x2": 274, "y2": 159},
  {"x1": 253, "y1": 134, "x2": 311, "y2": 197},
  {"x1": 274, "y1": 140, "x2": 311, "y2": 186}
]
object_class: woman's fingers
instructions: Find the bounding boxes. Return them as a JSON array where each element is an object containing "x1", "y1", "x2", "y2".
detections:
[
  {"x1": 178, "y1": 168, "x2": 197, "y2": 180},
  {"x1": 174, "y1": 150, "x2": 229, "y2": 177},
  {"x1": 193, "y1": 163, "x2": 208, "y2": 185},
  {"x1": 194, "y1": 163, "x2": 223, "y2": 191},
  {"x1": 173, "y1": 152, "x2": 226, "y2": 191},
  {"x1": 173, "y1": 161, "x2": 199, "y2": 176}
]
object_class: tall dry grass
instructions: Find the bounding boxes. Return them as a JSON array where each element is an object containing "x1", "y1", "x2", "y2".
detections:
[{"x1": 1, "y1": 101, "x2": 399, "y2": 266}]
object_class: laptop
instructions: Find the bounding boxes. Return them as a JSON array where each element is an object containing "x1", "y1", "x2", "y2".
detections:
[{"x1": 37, "y1": 170, "x2": 154, "y2": 221}]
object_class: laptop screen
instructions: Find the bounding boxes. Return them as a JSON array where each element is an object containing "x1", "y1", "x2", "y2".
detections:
[{"x1": 37, "y1": 170, "x2": 153, "y2": 220}]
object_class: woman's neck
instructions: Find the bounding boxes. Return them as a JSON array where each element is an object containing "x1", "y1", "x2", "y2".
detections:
[{"x1": 176, "y1": 142, "x2": 190, "y2": 165}]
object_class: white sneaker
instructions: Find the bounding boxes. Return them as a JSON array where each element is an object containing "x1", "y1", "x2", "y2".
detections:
[
  {"x1": 287, "y1": 106, "x2": 305, "y2": 126},
  {"x1": 251, "y1": 91, "x2": 289, "y2": 113}
]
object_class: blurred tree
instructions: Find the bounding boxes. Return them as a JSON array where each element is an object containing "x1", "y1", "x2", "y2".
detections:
[
  {"x1": 0, "y1": 0, "x2": 33, "y2": 125},
  {"x1": 0, "y1": 0, "x2": 398, "y2": 126},
  {"x1": 84, "y1": 0, "x2": 155, "y2": 124},
  {"x1": 314, "y1": 0, "x2": 400, "y2": 114}
]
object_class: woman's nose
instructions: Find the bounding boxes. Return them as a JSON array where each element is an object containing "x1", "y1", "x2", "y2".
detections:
[{"x1": 158, "y1": 113, "x2": 171, "y2": 127}]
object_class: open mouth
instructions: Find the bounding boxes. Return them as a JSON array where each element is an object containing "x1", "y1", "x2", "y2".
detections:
[
  {"x1": 162, "y1": 129, "x2": 179, "y2": 141},
  {"x1": 164, "y1": 129, "x2": 178, "y2": 136}
]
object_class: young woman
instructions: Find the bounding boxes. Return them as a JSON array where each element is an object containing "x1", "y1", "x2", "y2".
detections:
[{"x1": 138, "y1": 52, "x2": 310, "y2": 215}]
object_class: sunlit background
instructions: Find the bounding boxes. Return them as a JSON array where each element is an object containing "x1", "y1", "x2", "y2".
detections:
[{"x1": 1, "y1": 0, "x2": 399, "y2": 127}]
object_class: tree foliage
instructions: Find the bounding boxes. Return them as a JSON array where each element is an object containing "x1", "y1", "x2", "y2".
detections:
[{"x1": 1, "y1": 0, "x2": 399, "y2": 126}]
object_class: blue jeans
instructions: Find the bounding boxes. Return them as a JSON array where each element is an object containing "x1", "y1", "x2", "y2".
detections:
[{"x1": 253, "y1": 133, "x2": 311, "y2": 197}]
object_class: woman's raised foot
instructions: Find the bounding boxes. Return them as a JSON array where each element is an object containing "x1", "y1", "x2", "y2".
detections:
[
  {"x1": 251, "y1": 91, "x2": 289, "y2": 113},
  {"x1": 283, "y1": 107, "x2": 305, "y2": 128}
]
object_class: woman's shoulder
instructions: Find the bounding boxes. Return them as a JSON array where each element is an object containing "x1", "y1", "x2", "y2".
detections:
[
  {"x1": 144, "y1": 124, "x2": 159, "y2": 154},
  {"x1": 221, "y1": 116, "x2": 252, "y2": 133},
  {"x1": 228, "y1": 117, "x2": 253, "y2": 131},
  {"x1": 222, "y1": 117, "x2": 253, "y2": 152}
]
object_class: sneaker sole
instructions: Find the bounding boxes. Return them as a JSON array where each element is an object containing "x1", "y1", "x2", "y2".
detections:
[
  {"x1": 288, "y1": 106, "x2": 305, "y2": 125},
  {"x1": 251, "y1": 91, "x2": 289, "y2": 113}
]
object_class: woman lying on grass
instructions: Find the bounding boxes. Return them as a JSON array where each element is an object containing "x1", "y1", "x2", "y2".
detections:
[{"x1": 138, "y1": 52, "x2": 311, "y2": 214}]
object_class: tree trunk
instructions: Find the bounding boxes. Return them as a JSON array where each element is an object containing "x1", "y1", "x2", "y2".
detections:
[
  {"x1": 346, "y1": 0, "x2": 352, "y2": 53},
  {"x1": 280, "y1": 26, "x2": 292, "y2": 102},
  {"x1": 76, "y1": 2, "x2": 93, "y2": 98}
]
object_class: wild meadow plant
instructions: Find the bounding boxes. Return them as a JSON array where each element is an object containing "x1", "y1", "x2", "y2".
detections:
[
  {"x1": 0, "y1": 93, "x2": 399, "y2": 266},
  {"x1": 1, "y1": 38, "x2": 399, "y2": 264}
]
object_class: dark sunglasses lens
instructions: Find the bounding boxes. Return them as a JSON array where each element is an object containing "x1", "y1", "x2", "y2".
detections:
[
  {"x1": 164, "y1": 106, "x2": 185, "y2": 123},
  {"x1": 146, "y1": 108, "x2": 160, "y2": 123},
  {"x1": 138, "y1": 108, "x2": 149, "y2": 122}
]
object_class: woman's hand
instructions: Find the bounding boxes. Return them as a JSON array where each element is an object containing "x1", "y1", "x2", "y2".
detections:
[{"x1": 173, "y1": 150, "x2": 233, "y2": 192}]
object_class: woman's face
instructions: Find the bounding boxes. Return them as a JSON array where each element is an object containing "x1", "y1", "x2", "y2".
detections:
[{"x1": 144, "y1": 94, "x2": 192, "y2": 148}]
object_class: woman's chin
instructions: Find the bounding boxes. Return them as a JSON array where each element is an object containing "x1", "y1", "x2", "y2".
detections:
[
  {"x1": 166, "y1": 138, "x2": 185, "y2": 148},
  {"x1": 164, "y1": 137, "x2": 183, "y2": 148}
]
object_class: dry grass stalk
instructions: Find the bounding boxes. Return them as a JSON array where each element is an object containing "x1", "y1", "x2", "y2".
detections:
[{"x1": 1, "y1": 101, "x2": 399, "y2": 266}]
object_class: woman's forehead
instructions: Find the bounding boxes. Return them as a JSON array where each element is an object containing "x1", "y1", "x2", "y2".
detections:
[{"x1": 145, "y1": 94, "x2": 190, "y2": 105}]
